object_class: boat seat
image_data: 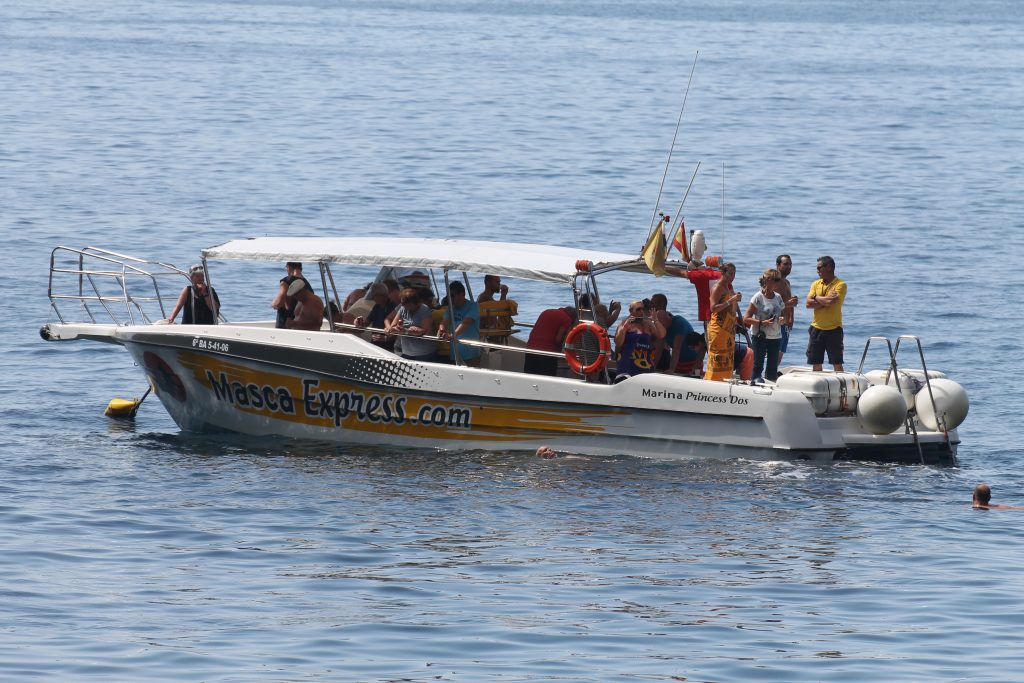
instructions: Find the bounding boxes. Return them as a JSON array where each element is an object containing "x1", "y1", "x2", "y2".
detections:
[
  {"x1": 431, "y1": 307, "x2": 450, "y2": 357},
  {"x1": 478, "y1": 299, "x2": 518, "y2": 344}
]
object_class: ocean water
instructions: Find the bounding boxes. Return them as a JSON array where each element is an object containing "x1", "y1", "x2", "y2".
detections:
[{"x1": 3, "y1": 0, "x2": 1024, "y2": 680}]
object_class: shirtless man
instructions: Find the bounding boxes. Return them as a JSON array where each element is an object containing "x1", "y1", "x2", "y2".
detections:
[
  {"x1": 775, "y1": 254, "x2": 799, "y2": 364},
  {"x1": 477, "y1": 274, "x2": 509, "y2": 303},
  {"x1": 285, "y1": 279, "x2": 325, "y2": 331},
  {"x1": 972, "y1": 483, "x2": 1024, "y2": 510},
  {"x1": 535, "y1": 446, "x2": 588, "y2": 460}
]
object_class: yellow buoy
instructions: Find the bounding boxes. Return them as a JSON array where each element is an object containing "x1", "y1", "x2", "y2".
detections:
[
  {"x1": 104, "y1": 387, "x2": 151, "y2": 418},
  {"x1": 105, "y1": 397, "x2": 141, "y2": 418}
]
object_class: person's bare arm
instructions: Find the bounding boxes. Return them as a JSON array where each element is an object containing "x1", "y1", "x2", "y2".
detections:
[
  {"x1": 665, "y1": 334, "x2": 684, "y2": 374},
  {"x1": 166, "y1": 287, "x2": 188, "y2": 323},
  {"x1": 742, "y1": 302, "x2": 759, "y2": 328},
  {"x1": 806, "y1": 291, "x2": 839, "y2": 309},
  {"x1": 403, "y1": 309, "x2": 433, "y2": 337},
  {"x1": 271, "y1": 280, "x2": 288, "y2": 310},
  {"x1": 614, "y1": 322, "x2": 628, "y2": 349},
  {"x1": 711, "y1": 282, "x2": 741, "y2": 313},
  {"x1": 649, "y1": 315, "x2": 666, "y2": 340}
]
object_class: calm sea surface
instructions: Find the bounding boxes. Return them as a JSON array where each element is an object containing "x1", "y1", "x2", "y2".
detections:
[{"x1": 3, "y1": 1, "x2": 1023, "y2": 680}]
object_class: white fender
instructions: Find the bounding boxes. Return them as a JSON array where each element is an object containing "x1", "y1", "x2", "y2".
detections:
[
  {"x1": 689, "y1": 230, "x2": 706, "y2": 262},
  {"x1": 915, "y1": 378, "x2": 969, "y2": 432},
  {"x1": 857, "y1": 385, "x2": 908, "y2": 435}
]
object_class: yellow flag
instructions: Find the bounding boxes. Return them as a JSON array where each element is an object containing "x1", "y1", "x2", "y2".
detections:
[{"x1": 642, "y1": 223, "x2": 667, "y2": 276}]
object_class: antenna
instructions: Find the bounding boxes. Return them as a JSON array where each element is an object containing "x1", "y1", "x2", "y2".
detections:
[
  {"x1": 647, "y1": 51, "x2": 700, "y2": 238},
  {"x1": 720, "y1": 161, "x2": 726, "y2": 257},
  {"x1": 671, "y1": 161, "x2": 702, "y2": 235}
]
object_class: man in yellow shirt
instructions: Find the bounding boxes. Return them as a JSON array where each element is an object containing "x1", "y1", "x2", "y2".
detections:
[{"x1": 805, "y1": 255, "x2": 847, "y2": 372}]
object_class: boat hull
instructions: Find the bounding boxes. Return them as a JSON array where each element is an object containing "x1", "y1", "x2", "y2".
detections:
[{"x1": 84, "y1": 324, "x2": 958, "y2": 464}]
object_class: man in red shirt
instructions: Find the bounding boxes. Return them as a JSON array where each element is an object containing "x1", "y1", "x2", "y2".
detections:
[
  {"x1": 667, "y1": 261, "x2": 721, "y2": 328},
  {"x1": 525, "y1": 306, "x2": 576, "y2": 376}
]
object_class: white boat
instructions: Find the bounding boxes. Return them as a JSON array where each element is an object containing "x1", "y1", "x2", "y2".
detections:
[{"x1": 40, "y1": 237, "x2": 968, "y2": 464}]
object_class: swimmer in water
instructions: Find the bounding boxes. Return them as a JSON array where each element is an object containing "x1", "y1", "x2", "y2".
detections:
[
  {"x1": 535, "y1": 446, "x2": 588, "y2": 460},
  {"x1": 972, "y1": 483, "x2": 1024, "y2": 510}
]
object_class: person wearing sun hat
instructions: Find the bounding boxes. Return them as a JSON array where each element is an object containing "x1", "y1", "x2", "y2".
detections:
[{"x1": 284, "y1": 277, "x2": 325, "y2": 331}]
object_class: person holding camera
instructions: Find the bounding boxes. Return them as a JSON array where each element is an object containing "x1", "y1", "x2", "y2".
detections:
[
  {"x1": 742, "y1": 268, "x2": 785, "y2": 383},
  {"x1": 613, "y1": 299, "x2": 665, "y2": 381},
  {"x1": 165, "y1": 264, "x2": 220, "y2": 325}
]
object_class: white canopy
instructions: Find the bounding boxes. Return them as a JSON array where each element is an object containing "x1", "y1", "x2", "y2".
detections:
[{"x1": 202, "y1": 236, "x2": 654, "y2": 284}]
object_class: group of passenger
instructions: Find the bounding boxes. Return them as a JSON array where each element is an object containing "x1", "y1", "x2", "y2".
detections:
[
  {"x1": 700, "y1": 253, "x2": 845, "y2": 382},
  {"x1": 522, "y1": 293, "x2": 698, "y2": 381},
  {"x1": 266, "y1": 266, "x2": 506, "y2": 365},
  {"x1": 521, "y1": 252, "x2": 844, "y2": 384},
  {"x1": 163, "y1": 254, "x2": 846, "y2": 385}
]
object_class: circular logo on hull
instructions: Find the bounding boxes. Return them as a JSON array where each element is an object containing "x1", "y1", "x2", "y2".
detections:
[{"x1": 143, "y1": 351, "x2": 187, "y2": 402}]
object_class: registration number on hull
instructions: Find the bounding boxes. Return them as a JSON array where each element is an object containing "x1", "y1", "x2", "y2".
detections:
[{"x1": 192, "y1": 337, "x2": 230, "y2": 353}]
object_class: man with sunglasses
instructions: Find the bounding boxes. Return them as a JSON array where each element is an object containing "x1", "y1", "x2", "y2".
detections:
[{"x1": 805, "y1": 255, "x2": 847, "y2": 372}]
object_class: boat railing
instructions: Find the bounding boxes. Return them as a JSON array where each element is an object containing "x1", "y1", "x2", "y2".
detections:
[
  {"x1": 333, "y1": 322, "x2": 565, "y2": 362},
  {"x1": 47, "y1": 246, "x2": 190, "y2": 326}
]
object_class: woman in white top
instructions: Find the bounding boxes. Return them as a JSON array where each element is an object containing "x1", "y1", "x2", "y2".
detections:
[{"x1": 742, "y1": 268, "x2": 785, "y2": 383}]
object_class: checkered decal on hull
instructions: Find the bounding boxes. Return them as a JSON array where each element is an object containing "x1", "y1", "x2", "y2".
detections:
[{"x1": 332, "y1": 356, "x2": 436, "y2": 390}]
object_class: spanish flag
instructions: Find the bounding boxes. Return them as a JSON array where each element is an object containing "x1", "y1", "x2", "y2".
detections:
[
  {"x1": 642, "y1": 219, "x2": 668, "y2": 277},
  {"x1": 671, "y1": 220, "x2": 688, "y2": 260}
]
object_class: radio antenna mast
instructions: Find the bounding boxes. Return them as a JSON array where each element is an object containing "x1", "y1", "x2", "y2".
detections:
[
  {"x1": 671, "y1": 161, "x2": 702, "y2": 234},
  {"x1": 720, "y1": 161, "x2": 726, "y2": 257},
  {"x1": 647, "y1": 51, "x2": 699, "y2": 238}
]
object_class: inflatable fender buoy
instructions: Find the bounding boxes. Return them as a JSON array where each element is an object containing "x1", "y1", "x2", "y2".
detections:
[
  {"x1": 857, "y1": 385, "x2": 908, "y2": 435},
  {"x1": 915, "y1": 378, "x2": 969, "y2": 431},
  {"x1": 689, "y1": 230, "x2": 707, "y2": 262}
]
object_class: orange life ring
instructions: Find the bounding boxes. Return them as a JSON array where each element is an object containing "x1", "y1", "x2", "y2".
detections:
[{"x1": 563, "y1": 322, "x2": 611, "y2": 375}]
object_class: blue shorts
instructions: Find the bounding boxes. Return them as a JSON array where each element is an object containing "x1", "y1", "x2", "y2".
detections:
[{"x1": 780, "y1": 324, "x2": 790, "y2": 353}]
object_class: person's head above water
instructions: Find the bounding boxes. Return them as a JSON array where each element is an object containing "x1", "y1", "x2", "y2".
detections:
[{"x1": 973, "y1": 483, "x2": 992, "y2": 506}]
